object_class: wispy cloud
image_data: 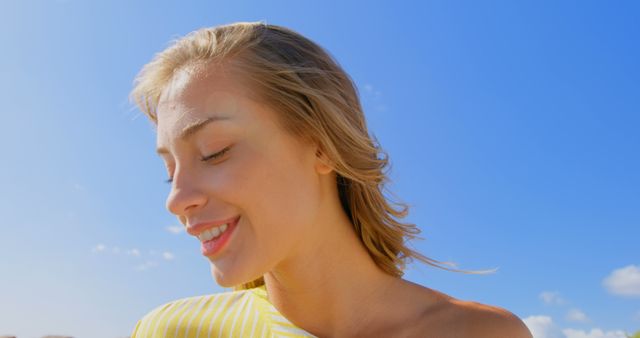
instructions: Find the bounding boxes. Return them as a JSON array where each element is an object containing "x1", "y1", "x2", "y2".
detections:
[
  {"x1": 91, "y1": 244, "x2": 174, "y2": 270},
  {"x1": 566, "y1": 308, "x2": 589, "y2": 323},
  {"x1": 125, "y1": 248, "x2": 141, "y2": 257},
  {"x1": 603, "y1": 264, "x2": 640, "y2": 297},
  {"x1": 134, "y1": 260, "x2": 158, "y2": 271},
  {"x1": 562, "y1": 328, "x2": 628, "y2": 338},
  {"x1": 540, "y1": 291, "x2": 566, "y2": 305},
  {"x1": 523, "y1": 315, "x2": 561, "y2": 338},
  {"x1": 524, "y1": 315, "x2": 628, "y2": 338},
  {"x1": 362, "y1": 83, "x2": 386, "y2": 112},
  {"x1": 162, "y1": 251, "x2": 175, "y2": 260},
  {"x1": 165, "y1": 225, "x2": 185, "y2": 234},
  {"x1": 91, "y1": 243, "x2": 106, "y2": 253},
  {"x1": 91, "y1": 244, "x2": 129, "y2": 255}
]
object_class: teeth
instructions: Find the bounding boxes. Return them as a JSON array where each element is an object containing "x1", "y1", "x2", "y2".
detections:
[{"x1": 198, "y1": 223, "x2": 229, "y2": 242}]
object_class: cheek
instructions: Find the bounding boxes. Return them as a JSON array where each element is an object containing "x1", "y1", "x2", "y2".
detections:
[
  {"x1": 233, "y1": 147, "x2": 320, "y2": 242},
  {"x1": 206, "y1": 141, "x2": 321, "y2": 281}
]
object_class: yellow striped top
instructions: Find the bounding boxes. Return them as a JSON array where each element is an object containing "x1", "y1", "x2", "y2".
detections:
[{"x1": 130, "y1": 284, "x2": 318, "y2": 338}]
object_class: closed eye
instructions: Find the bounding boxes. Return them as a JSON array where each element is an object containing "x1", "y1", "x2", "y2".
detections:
[
  {"x1": 200, "y1": 146, "x2": 231, "y2": 162},
  {"x1": 164, "y1": 146, "x2": 232, "y2": 184}
]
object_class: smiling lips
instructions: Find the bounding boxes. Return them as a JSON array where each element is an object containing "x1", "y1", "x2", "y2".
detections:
[
  {"x1": 185, "y1": 215, "x2": 241, "y2": 257},
  {"x1": 197, "y1": 223, "x2": 229, "y2": 242},
  {"x1": 199, "y1": 216, "x2": 240, "y2": 256},
  {"x1": 187, "y1": 215, "x2": 241, "y2": 238}
]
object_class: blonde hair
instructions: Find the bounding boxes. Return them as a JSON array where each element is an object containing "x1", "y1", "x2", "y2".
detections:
[{"x1": 129, "y1": 21, "x2": 495, "y2": 291}]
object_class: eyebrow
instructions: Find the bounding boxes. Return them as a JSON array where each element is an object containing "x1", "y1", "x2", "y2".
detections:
[{"x1": 156, "y1": 115, "x2": 231, "y2": 155}]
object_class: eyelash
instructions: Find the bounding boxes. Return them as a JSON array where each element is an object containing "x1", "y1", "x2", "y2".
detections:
[{"x1": 164, "y1": 146, "x2": 231, "y2": 184}]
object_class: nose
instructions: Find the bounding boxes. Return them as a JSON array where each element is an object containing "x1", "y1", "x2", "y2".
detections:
[{"x1": 165, "y1": 169, "x2": 208, "y2": 217}]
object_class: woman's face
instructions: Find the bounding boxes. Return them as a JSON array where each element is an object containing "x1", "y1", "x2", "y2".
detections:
[{"x1": 155, "y1": 63, "x2": 328, "y2": 287}]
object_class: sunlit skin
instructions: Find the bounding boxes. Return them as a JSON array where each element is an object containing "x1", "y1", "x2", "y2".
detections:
[{"x1": 154, "y1": 61, "x2": 532, "y2": 338}]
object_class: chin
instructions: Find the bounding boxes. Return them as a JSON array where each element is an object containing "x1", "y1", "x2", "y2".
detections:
[
  {"x1": 210, "y1": 262, "x2": 259, "y2": 288},
  {"x1": 210, "y1": 264, "x2": 235, "y2": 288}
]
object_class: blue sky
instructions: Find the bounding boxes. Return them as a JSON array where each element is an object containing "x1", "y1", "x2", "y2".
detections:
[{"x1": 1, "y1": 1, "x2": 638, "y2": 337}]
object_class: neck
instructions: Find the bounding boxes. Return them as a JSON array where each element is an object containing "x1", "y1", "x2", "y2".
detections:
[{"x1": 262, "y1": 207, "x2": 400, "y2": 337}]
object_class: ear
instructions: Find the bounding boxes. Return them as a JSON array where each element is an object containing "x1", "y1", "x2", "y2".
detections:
[{"x1": 314, "y1": 146, "x2": 334, "y2": 175}]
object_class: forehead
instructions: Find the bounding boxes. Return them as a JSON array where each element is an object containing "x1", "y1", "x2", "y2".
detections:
[{"x1": 156, "y1": 62, "x2": 248, "y2": 138}]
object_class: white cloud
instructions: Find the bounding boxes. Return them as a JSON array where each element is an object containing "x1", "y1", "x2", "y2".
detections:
[
  {"x1": 125, "y1": 248, "x2": 141, "y2": 257},
  {"x1": 525, "y1": 314, "x2": 629, "y2": 338},
  {"x1": 603, "y1": 264, "x2": 640, "y2": 297},
  {"x1": 92, "y1": 244, "x2": 145, "y2": 258},
  {"x1": 566, "y1": 308, "x2": 589, "y2": 323},
  {"x1": 361, "y1": 83, "x2": 385, "y2": 112},
  {"x1": 93, "y1": 245, "x2": 175, "y2": 267},
  {"x1": 134, "y1": 260, "x2": 158, "y2": 271},
  {"x1": 523, "y1": 315, "x2": 562, "y2": 338},
  {"x1": 166, "y1": 225, "x2": 184, "y2": 234},
  {"x1": 91, "y1": 243, "x2": 106, "y2": 253},
  {"x1": 562, "y1": 328, "x2": 628, "y2": 338},
  {"x1": 540, "y1": 291, "x2": 566, "y2": 305}
]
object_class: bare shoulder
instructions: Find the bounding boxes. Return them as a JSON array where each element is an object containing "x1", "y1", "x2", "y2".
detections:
[
  {"x1": 447, "y1": 298, "x2": 532, "y2": 338},
  {"x1": 408, "y1": 285, "x2": 532, "y2": 338}
]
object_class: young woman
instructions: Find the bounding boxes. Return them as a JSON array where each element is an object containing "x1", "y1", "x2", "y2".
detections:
[{"x1": 128, "y1": 21, "x2": 532, "y2": 338}]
